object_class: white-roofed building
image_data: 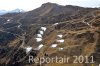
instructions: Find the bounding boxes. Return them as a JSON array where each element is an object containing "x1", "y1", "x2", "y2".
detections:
[
  {"x1": 51, "y1": 44, "x2": 57, "y2": 48},
  {"x1": 35, "y1": 38, "x2": 42, "y2": 42},
  {"x1": 57, "y1": 34, "x2": 63, "y2": 38},
  {"x1": 41, "y1": 27, "x2": 47, "y2": 31},
  {"x1": 37, "y1": 34, "x2": 42, "y2": 38},
  {"x1": 38, "y1": 44, "x2": 43, "y2": 49},
  {"x1": 56, "y1": 39, "x2": 64, "y2": 43},
  {"x1": 39, "y1": 30, "x2": 44, "y2": 35},
  {"x1": 34, "y1": 44, "x2": 44, "y2": 50}
]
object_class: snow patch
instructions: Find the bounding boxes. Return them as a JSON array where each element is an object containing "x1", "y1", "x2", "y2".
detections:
[
  {"x1": 59, "y1": 48, "x2": 64, "y2": 51},
  {"x1": 18, "y1": 25, "x2": 21, "y2": 28},
  {"x1": 25, "y1": 46, "x2": 32, "y2": 53},
  {"x1": 7, "y1": 19, "x2": 10, "y2": 22},
  {"x1": 4, "y1": 22, "x2": 9, "y2": 24},
  {"x1": 53, "y1": 23, "x2": 59, "y2": 25}
]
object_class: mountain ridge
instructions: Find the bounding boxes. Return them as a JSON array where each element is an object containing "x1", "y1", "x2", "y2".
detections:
[{"x1": 0, "y1": 9, "x2": 25, "y2": 15}]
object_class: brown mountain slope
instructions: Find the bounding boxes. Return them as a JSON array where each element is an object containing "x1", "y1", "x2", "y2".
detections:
[{"x1": 0, "y1": 3, "x2": 100, "y2": 66}]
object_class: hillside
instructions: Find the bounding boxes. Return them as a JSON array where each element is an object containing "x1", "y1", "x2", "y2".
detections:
[{"x1": 0, "y1": 2, "x2": 100, "y2": 66}]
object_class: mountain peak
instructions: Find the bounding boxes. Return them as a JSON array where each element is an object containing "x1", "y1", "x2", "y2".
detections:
[
  {"x1": 10, "y1": 9, "x2": 25, "y2": 13},
  {"x1": 41, "y1": 2, "x2": 60, "y2": 7}
]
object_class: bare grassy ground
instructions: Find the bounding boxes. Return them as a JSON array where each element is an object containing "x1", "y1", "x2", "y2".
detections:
[{"x1": 0, "y1": 6, "x2": 100, "y2": 66}]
